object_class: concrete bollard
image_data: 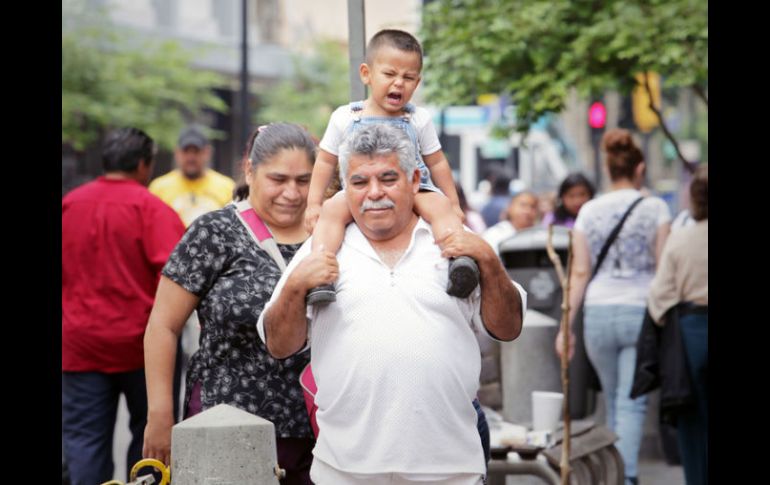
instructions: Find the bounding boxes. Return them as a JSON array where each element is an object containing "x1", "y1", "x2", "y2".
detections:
[
  {"x1": 500, "y1": 310, "x2": 562, "y2": 425},
  {"x1": 171, "y1": 403, "x2": 280, "y2": 485}
]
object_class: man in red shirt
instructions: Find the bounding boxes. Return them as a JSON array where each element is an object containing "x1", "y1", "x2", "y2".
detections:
[{"x1": 62, "y1": 127, "x2": 185, "y2": 485}]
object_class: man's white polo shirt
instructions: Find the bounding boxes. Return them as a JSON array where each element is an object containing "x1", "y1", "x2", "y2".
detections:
[{"x1": 258, "y1": 218, "x2": 526, "y2": 476}]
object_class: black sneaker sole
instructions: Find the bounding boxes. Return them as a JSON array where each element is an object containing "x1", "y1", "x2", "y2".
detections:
[
  {"x1": 447, "y1": 256, "x2": 480, "y2": 298},
  {"x1": 306, "y1": 285, "x2": 337, "y2": 305}
]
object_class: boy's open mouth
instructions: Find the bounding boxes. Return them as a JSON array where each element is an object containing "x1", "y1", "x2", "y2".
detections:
[{"x1": 387, "y1": 92, "x2": 402, "y2": 102}]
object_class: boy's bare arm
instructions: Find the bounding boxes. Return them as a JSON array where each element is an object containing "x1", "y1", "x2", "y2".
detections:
[
  {"x1": 423, "y1": 150, "x2": 461, "y2": 210},
  {"x1": 306, "y1": 149, "x2": 339, "y2": 232}
]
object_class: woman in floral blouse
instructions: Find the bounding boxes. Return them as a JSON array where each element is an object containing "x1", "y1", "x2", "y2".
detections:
[{"x1": 143, "y1": 123, "x2": 325, "y2": 484}]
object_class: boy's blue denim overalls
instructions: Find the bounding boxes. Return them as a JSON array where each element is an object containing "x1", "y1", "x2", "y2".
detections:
[{"x1": 345, "y1": 101, "x2": 441, "y2": 193}]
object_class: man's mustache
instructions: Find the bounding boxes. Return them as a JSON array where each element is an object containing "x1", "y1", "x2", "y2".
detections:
[{"x1": 361, "y1": 198, "x2": 395, "y2": 214}]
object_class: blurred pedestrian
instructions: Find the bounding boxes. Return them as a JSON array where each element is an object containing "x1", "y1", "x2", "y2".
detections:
[
  {"x1": 143, "y1": 123, "x2": 318, "y2": 484},
  {"x1": 480, "y1": 170, "x2": 512, "y2": 227},
  {"x1": 648, "y1": 165, "x2": 708, "y2": 485},
  {"x1": 536, "y1": 190, "x2": 557, "y2": 224},
  {"x1": 149, "y1": 124, "x2": 235, "y2": 227},
  {"x1": 482, "y1": 191, "x2": 539, "y2": 255},
  {"x1": 671, "y1": 207, "x2": 696, "y2": 232},
  {"x1": 541, "y1": 172, "x2": 595, "y2": 229},
  {"x1": 555, "y1": 128, "x2": 671, "y2": 485},
  {"x1": 457, "y1": 181, "x2": 486, "y2": 233},
  {"x1": 62, "y1": 128, "x2": 185, "y2": 485}
]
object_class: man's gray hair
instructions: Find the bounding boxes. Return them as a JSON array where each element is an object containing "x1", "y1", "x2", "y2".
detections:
[{"x1": 338, "y1": 124, "x2": 417, "y2": 186}]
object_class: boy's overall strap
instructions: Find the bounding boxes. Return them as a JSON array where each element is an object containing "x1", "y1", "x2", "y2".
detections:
[{"x1": 232, "y1": 200, "x2": 287, "y2": 272}]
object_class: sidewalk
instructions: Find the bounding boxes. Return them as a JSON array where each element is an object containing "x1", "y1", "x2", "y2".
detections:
[
  {"x1": 638, "y1": 459, "x2": 684, "y2": 485},
  {"x1": 111, "y1": 380, "x2": 686, "y2": 484},
  {"x1": 637, "y1": 389, "x2": 686, "y2": 484}
]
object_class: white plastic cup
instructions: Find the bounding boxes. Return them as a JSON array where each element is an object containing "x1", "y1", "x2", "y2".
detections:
[{"x1": 531, "y1": 391, "x2": 564, "y2": 431}]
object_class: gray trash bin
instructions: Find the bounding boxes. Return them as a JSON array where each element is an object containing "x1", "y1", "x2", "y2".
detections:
[
  {"x1": 500, "y1": 309, "x2": 561, "y2": 424},
  {"x1": 499, "y1": 226, "x2": 597, "y2": 419}
]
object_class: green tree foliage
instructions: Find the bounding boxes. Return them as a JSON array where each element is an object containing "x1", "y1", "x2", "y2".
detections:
[
  {"x1": 62, "y1": 0, "x2": 228, "y2": 150},
  {"x1": 259, "y1": 40, "x2": 350, "y2": 139},
  {"x1": 421, "y1": 0, "x2": 707, "y2": 152}
]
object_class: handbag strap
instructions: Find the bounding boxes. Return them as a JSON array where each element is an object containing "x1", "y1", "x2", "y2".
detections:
[
  {"x1": 232, "y1": 200, "x2": 287, "y2": 272},
  {"x1": 590, "y1": 196, "x2": 644, "y2": 281}
]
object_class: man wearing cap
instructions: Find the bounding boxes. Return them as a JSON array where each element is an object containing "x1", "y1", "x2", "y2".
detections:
[{"x1": 149, "y1": 125, "x2": 236, "y2": 227}]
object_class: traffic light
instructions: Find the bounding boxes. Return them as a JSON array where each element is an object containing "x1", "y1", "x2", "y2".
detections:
[
  {"x1": 588, "y1": 98, "x2": 606, "y2": 188},
  {"x1": 588, "y1": 101, "x2": 606, "y2": 129}
]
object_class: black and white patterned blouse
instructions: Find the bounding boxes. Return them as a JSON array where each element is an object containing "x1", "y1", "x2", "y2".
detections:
[{"x1": 163, "y1": 205, "x2": 312, "y2": 438}]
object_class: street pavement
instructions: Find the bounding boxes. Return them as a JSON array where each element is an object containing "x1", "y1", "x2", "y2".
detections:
[
  {"x1": 111, "y1": 396, "x2": 686, "y2": 484},
  {"x1": 109, "y1": 321, "x2": 684, "y2": 484}
]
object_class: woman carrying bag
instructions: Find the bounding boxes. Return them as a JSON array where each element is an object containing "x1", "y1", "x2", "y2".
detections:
[
  {"x1": 647, "y1": 165, "x2": 708, "y2": 485},
  {"x1": 143, "y1": 123, "x2": 322, "y2": 484},
  {"x1": 555, "y1": 128, "x2": 671, "y2": 485}
]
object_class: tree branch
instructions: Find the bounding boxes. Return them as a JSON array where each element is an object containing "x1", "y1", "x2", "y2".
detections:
[
  {"x1": 643, "y1": 72, "x2": 696, "y2": 174},
  {"x1": 546, "y1": 225, "x2": 572, "y2": 484},
  {"x1": 692, "y1": 85, "x2": 708, "y2": 107}
]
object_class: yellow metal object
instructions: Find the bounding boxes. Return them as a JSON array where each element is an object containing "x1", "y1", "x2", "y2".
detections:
[
  {"x1": 477, "y1": 93, "x2": 499, "y2": 106},
  {"x1": 632, "y1": 72, "x2": 662, "y2": 133},
  {"x1": 100, "y1": 481, "x2": 123, "y2": 485},
  {"x1": 130, "y1": 458, "x2": 171, "y2": 485}
]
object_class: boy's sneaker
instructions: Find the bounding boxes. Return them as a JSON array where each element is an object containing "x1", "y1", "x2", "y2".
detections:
[
  {"x1": 447, "y1": 256, "x2": 480, "y2": 298},
  {"x1": 306, "y1": 284, "x2": 336, "y2": 305}
]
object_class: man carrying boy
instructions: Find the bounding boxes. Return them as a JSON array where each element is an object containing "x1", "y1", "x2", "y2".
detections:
[{"x1": 259, "y1": 124, "x2": 526, "y2": 485}]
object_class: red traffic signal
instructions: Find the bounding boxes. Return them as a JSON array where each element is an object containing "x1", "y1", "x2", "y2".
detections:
[{"x1": 588, "y1": 101, "x2": 607, "y2": 129}]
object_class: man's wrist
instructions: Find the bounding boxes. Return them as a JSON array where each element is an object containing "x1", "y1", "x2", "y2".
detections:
[
  {"x1": 285, "y1": 273, "x2": 311, "y2": 300},
  {"x1": 475, "y1": 245, "x2": 499, "y2": 269}
]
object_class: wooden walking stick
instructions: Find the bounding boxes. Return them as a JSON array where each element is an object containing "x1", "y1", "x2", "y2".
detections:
[{"x1": 546, "y1": 225, "x2": 574, "y2": 485}]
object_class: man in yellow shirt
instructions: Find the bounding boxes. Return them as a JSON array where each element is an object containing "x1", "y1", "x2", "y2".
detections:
[{"x1": 149, "y1": 125, "x2": 235, "y2": 227}]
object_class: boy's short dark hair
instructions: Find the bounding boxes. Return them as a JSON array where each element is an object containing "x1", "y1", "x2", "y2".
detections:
[{"x1": 366, "y1": 29, "x2": 423, "y2": 70}]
